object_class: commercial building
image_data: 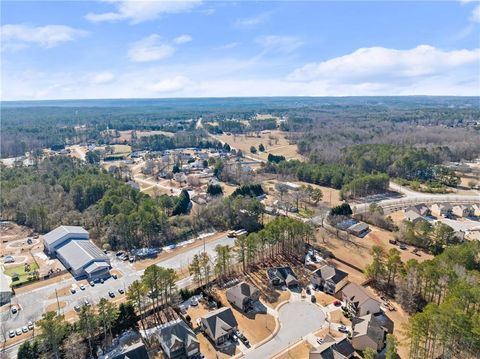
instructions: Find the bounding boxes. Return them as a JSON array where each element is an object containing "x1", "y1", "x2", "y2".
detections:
[
  {"x1": 0, "y1": 266, "x2": 13, "y2": 305},
  {"x1": 43, "y1": 226, "x2": 110, "y2": 279}
]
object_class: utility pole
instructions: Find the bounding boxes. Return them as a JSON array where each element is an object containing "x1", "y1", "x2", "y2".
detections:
[{"x1": 55, "y1": 288, "x2": 61, "y2": 316}]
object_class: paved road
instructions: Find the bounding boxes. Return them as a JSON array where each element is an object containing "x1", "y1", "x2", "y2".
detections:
[
  {"x1": 354, "y1": 182, "x2": 480, "y2": 214},
  {"x1": 1, "y1": 234, "x2": 233, "y2": 358},
  {"x1": 244, "y1": 301, "x2": 326, "y2": 359}
]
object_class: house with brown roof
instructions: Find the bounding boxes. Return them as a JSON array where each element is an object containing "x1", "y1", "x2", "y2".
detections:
[
  {"x1": 452, "y1": 205, "x2": 474, "y2": 218},
  {"x1": 405, "y1": 203, "x2": 431, "y2": 217},
  {"x1": 341, "y1": 283, "x2": 380, "y2": 317},
  {"x1": 431, "y1": 203, "x2": 453, "y2": 218},
  {"x1": 226, "y1": 282, "x2": 260, "y2": 312},
  {"x1": 310, "y1": 265, "x2": 349, "y2": 295},
  {"x1": 200, "y1": 307, "x2": 238, "y2": 346}
]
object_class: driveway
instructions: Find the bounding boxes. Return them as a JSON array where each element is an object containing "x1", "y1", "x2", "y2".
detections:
[{"x1": 244, "y1": 301, "x2": 326, "y2": 359}]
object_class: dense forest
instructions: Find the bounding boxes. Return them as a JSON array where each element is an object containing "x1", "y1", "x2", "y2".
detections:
[
  {"x1": 0, "y1": 157, "x2": 264, "y2": 250},
  {"x1": 2, "y1": 97, "x2": 479, "y2": 158},
  {"x1": 365, "y1": 242, "x2": 480, "y2": 358}
]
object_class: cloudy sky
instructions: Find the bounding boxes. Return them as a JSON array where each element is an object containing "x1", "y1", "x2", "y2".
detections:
[{"x1": 1, "y1": 0, "x2": 480, "y2": 100}]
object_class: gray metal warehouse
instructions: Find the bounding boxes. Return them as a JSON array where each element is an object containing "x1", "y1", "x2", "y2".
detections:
[{"x1": 43, "y1": 226, "x2": 110, "y2": 279}]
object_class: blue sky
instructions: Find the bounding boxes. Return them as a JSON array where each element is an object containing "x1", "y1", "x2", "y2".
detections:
[{"x1": 1, "y1": 0, "x2": 479, "y2": 100}]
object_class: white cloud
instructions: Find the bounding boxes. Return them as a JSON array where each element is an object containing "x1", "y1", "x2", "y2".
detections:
[
  {"x1": 3, "y1": 45, "x2": 479, "y2": 100},
  {"x1": 1, "y1": 24, "x2": 88, "y2": 50},
  {"x1": 471, "y1": 5, "x2": 480, "y2": 22},
  {"x1": 146, "y1": 75, "x2": 192, "y2": 93},
  {"x1": 128, "y1": 34, "x2": 176, "y2": 62},
  {"x1": 256, "y1": 35, "x2": 303, "y2": 54},
  {"x1": 89, "y1": 71, "x2": 115, "y2": 84},
  {"x1": 173, "y1": 34, "x2": 192, "y2": 44},
  {"x1": 288, "y1": 45, "x2": 480, "y2": 82},
  {"x1": 218, "y1": 42, "x2": 240, "y2": 50},
  {"x1": 86, "y1": 0, "x2": 202, "y2": 24},
  {"x1": 235, "y1": 13, "x2": 270, "y2": 28}
]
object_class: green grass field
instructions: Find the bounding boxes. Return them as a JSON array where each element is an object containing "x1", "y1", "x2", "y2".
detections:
[{"x1": 4, "y1": 262, "x2": 39, "y2": 286}]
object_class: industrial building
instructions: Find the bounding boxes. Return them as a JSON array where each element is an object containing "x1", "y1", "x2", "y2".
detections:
[{"x1": 43, "y1": 226, "x2": 110, "y2": 279}]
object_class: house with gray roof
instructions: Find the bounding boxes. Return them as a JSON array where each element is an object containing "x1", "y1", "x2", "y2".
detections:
[
  {"x1": 43, "y1": 226, "x2": 110, "y2": 279},
  {"x1": 226, "y1": 282, "x2": 260, "y2": 312},
  {"x1": 341, "y1": 283, "x2": 380, "y2": 317},
  {"x1": 267, "y1": 266, "x2": 300, "y2": 288},
  {"x1": 351, "y1": 314, "x2": 393, "y2": 351},
  {"x1": 311, "y1": 265, "x2": 349, "y2": 294},
  {"x1": 405, "y1": 203, "x2": 431, "y2": 217},
  {"x1": 346, "y1": 222, "x2": 370, "y2": 237},
  {"x1": 309, "y1": 335, "x2": 354, "y2": 359},
  {"x1": 200, "y1": 307, "x2": 238, "y2": 346},
  {"x1": 404, "y1": 210, "x2": 426, "y2": 225},
  {"x1": 158, "y1": 319, "x2": 199, "y2": 359}
]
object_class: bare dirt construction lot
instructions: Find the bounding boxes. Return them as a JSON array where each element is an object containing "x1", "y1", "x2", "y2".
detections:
[
  {"x1": 0, "y1": 222, "x2": 34, "y2": 257},
  {"x1": 213, "y1": 130, "x2": 304, "y2": 161},
  {"x1": 274, "y1": 340, "x2": 311, "y2": 359},
  {"x1": 317, "y1": 224, "x2": 433, "y2": 273},
  {"x1": 213, "y1": 289, "x2": 276, "y2": 344}
]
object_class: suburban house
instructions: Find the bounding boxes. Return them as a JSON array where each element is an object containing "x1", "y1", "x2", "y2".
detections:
[
  {"x1": 200, "y1": 307, "x2": 238, "y2": 346},
  {"x1": 226, "y1": 282, "x2": 260, "y2": 312},
  {"x1": 351, "y1": 314, "x2": 393, "y2": 352},
  {"x1": 158, "y1": 319, "x2": 200, "y2": 359},
  {"x1": 100, "y1": 340, "x2": 149, "y2": 359},
  {"x1": 452, "y1": 205, "x2": 474, "y2": 218},
  {"x1": 341, "y1": 283, "x2": 381, "y2": 317},
  {"x1": 431, "y1": 203, "x2": 453, "y2": 218},
  {"x1": 405, "y1": 203, "x2": 431, "y2": 217},
  {"x1": 404, "y1": 210, "x2": 426, "y2": 224},
  {"x1": 267, "y1": 266, "x2": 300, "y2": 287},
  {"x1": 346, "y1": 222, "x2": 370, "y2": 237},
  {"x1": 310, "y1": 265, "x2": 349, "y2": 295},
  {"x1": 43, "y1": 226, "x2": 110, "y2": 279},
  {"x1": 309, "y1": 335, "x2": 354, "y2": 359}
]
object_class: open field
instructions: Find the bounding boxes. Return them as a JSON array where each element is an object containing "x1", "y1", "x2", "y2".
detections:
[
  {"x1": 4, "y1": 262, "x2": 39, "y2": 286},
  {"x1": 117, "y1": 130, "x2": 175, "y2": 142},
  {"x1": 213, "y1": 130, "x2": 303, "y2": 161}
]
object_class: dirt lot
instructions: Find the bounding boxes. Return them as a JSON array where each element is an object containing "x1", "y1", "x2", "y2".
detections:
[
  {"x1": 316, "y1": 224, "x2": 432, "y2": 273},
  {"x1": 262, "y1": 179, "x2": 342, "y2": 209},
  {"x1": 213, "y1": 130, "x2": 303, "y2": 161},
  {"x1": 0, "y1": 222, "x2": 34, "y2": 256},
  {"x1": 274, "y1": 340, "x2": 311, "y2": 359}
]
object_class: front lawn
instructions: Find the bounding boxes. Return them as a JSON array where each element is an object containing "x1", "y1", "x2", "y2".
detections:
[{"x1": 4, "y1": 262, "x2": 39, "y2": 286}]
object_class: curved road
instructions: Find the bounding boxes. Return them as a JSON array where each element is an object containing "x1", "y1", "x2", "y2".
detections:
[{"x1": 244, "y1": 301, "x2": 325, "y2": 359}]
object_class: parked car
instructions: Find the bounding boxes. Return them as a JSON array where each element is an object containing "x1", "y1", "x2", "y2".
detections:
[
  {"x1": 27, "y1": 238, "x2": 33, "y2": 245},
  {"x1": 79, "y1": 284, "x2": 85, "y2": 291},
  {"x1": 338, "y1": 325, "x2": 348, "y2": 333},
  {"x1": 306, "y1": 287, "x2": 311, "y2": 295},
  {"x1": 389, "y1": 239, "x2": 397, "y2": 245},
  {"x1": 9, "y1": 330, "x2": 15, "y2": 338},
  {"x1": 89, "y1": 280, "x2": 95, "y2": 287},
  {"x1": 112, "y1": 273, "x2": 118, "y2": 279},
  {"x1": 412, "y1": 248, "x2": 421, "y2": 256},
  {"x1": 316, "y1": 338, "x2": 324, "y2": 345},
  {"x1": 399, "y1": 243, "x2": 407, "y2": 250},
  {"x1": 99, "y1": 278, "x2": 104, "y2": 284},
  {"x1": 22, "y1": 326, "x2": 28, "y2": 333},
  {"x1": 128, "y1": 256, "x2": 135, "y2": 263},
  {"x1": 4, "y1": 255, "x2": 15, "y2": 263},
  {"x1": 33, "y1": 234, "x2": 39, "y2": 239},
  {"x1": 191, "y1": 298, "x2": 198, "y2": 306},
  {"x1": 11, "y1": 306, "x2": 18, "y2": 314},
  {"x1": 115, "y1": 251, "x2": 124, "y2": 257},
  {"x1": 333, "y1": 300, "x2": 342, "y2": 306},
  {"x1": 27, "y1": 321, "x2": 34, "y2": 330},
  {"x1": 84, "y1": 299, "x2": 91, "y2": 306},
  {"x1": 118, "y1": 288, "x2": 125, "y2": 294},
  {"x1": 15, "y1": 329, "x2": 22, "y2": 336},
  {"x1": 108, "y1": 291, "x2": 115, "y2": 298},
  {"x1": 70, "y1": 287, "x2": 76, "y2": 294},
  {"x1": 74, "y1": 305, "x2": 81, "y2": 312},
  {"x1": 240, "y1": 337, "x2": 249, "y2": 346},
  {"x1": 311, "y1": 295, "x2": 316, "y2": 303}
]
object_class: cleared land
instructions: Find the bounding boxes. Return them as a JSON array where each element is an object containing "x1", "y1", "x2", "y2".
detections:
[
  {"x1": 213, "y1": 130, "x2": 303, "y2": 161},
  {"x1": 117, "y1": 130, "x2": 175, "y2": 141}
]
